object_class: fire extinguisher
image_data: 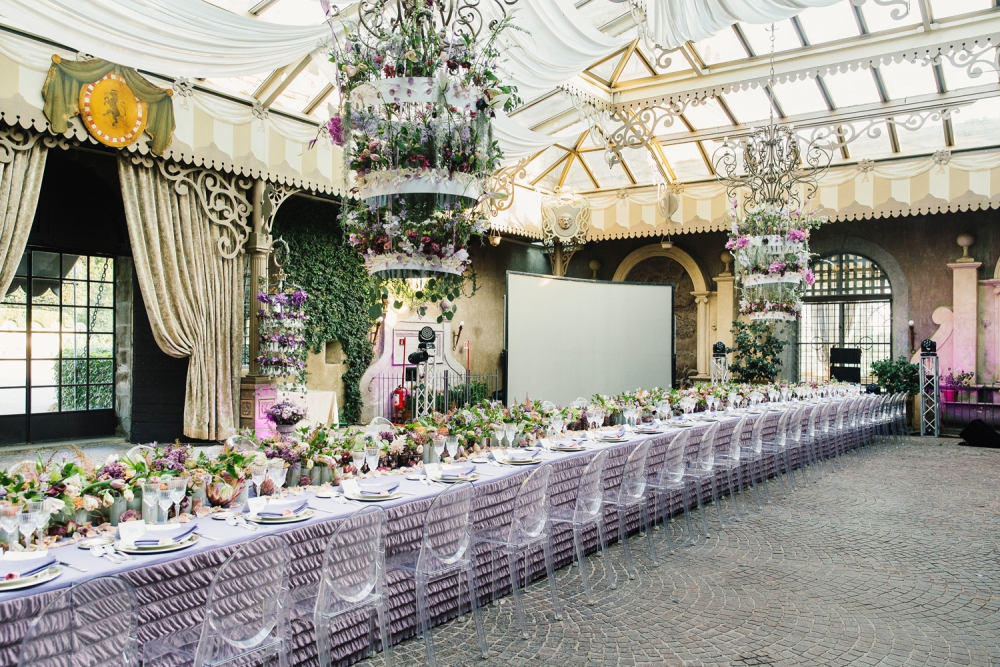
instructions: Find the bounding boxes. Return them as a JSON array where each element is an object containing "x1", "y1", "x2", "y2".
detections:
[{"x1": 392, "y1": 384, "x2": 408, "y2": 422}]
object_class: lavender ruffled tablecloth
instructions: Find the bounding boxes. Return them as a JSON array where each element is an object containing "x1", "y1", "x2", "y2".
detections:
[{"x1": 0, "y1": 406, "x2": 861, "y2": 667}]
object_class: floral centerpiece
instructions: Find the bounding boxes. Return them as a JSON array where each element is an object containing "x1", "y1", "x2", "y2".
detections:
[
  {"x1": 267, "y1": 400, "x2": 307, "y2": 433},
  {"x1": 726, "y1": 202, "x2": 823, "y2": 321},
  {"x1": 326, "y1": 0, "x2": 519, "y2": 284},
  {"x1": 256, "y1": 288, "x2": 308, "y2": 383}
]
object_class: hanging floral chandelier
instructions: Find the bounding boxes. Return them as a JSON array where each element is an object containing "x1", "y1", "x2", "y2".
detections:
[
  {"x1": 714, "y1": 27, "x2": 833, "y2": 323},
  {"x1": 325, "y1": 0, "x2": 520, "y2": 280}
]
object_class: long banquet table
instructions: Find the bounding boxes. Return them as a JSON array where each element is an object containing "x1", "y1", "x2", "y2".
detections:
[{"x1": 0, "y1": 405, "x2": 865, "y2": 667}]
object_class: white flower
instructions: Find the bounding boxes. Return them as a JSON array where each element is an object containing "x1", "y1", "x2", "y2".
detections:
[
  {"x1": 254, "y1": 453, "x2": 267, "y2": 466},
  {"x1": 105, "y1": 454, "x2": 119, "y2": 465},
  {"x1": 82, "y1": 495, "x2": 100, "y2": 511},
  {"x1": 123, "y1": 489, "x2": 134, "y2": 502},
  {"x1": 47, "y1": 498, "x2": 65, "y2": 513}
]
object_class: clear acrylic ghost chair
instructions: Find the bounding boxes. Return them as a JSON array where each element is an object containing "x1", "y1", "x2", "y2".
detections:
[
  {"x1": 474, "y1": 464, "x2": 561, "y2": 640},
  {"x1": 784, "y1": 405, "x2": 810, "y2": 484},
  {"x1": 288, "y1": 506, "x2": 393, "y2": 667},
  {"x1": 815, "y1": 400, "x2": 838, "y2": 470},
  {"x1": 649, "y1": 429, "x2": 695, "y2": 554},
  {"x1": 549, "y1": 449, "x2": 614, "y2": 604},
  {"x1": 681, "y1": 422, "x2": 724, "y2": 539},
  {"x1": 608, "y1": 439, "x2": 655, "y2": 579},
  {"x1": 18, "y1": 575, "x2": 139, "y2": 667},
  {"x1": 142, "y1": 533, "x2": 291, "y2": 667},
  {"x1": 713, "y1": 416, "x2": 751, "y2": 520},
  {"x1": 741, "y1": 411, "x2": 771, "y2": 507},
  {"x1": 387, "y1": 482, "x2": 487, "y2": 667},
  {"x1": 760, "y1": 409, "x2": 795, "y2": 496},
  {"x1": 802, "y1": 403, "x2": 825, "y2": 481}
]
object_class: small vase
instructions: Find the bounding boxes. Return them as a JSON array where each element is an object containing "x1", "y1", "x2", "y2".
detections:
[
  {"x1": 276, "y1": 424, "x2": 295, "y2": 437},
  {"x1": 287, "y1": 463, "x2": 302, "y2": 488},
  {"x1": 190, "y1": 479, "x2": 208, "y2": 512},
  {"x1": 73, "y1": 509, "x2": 92, "y2": 525},
  {"x1": 941, "y1": 388, "x2": 957, "y2": 402},
  {"x1": 312, "y1": 464, "x2": 330, "y2": 485},
  {"x1": 108, "y1": 496, "x2": 128, "y2": 526}
]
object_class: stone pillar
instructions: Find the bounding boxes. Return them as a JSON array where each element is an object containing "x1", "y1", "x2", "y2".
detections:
[
  {"x1": 240, "y1": 180, "x2": 277, "y2": 434},
  {"x1": 692, "y1": 290, "x2": 712, "y2": 380},
  {"x1": 982, "y1": 279, "x2": 1000, "y2": 383},
  {"x1": 949, "y1": 261, "x2": 981, "y2": 380}
]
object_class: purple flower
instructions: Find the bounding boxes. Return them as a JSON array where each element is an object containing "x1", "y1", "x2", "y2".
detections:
[
  {"x1": 803, "y1": 269, "x2": 816, "y2": 285},
  {"x1": 768, "y1": 261, "x2": 786, "y2": 274},
  {"x1": 98, "y1": 461, "x2": 126, "y2": 480},
  {"x1": 327, "y1": 115, "x2": 345, "y2": 147},
  {"x1": 787, "y1": 228, "x2": 806, "y2": 242},
  {"x1": 119, "y1": 509, "x2": 141, "y2": 523}
]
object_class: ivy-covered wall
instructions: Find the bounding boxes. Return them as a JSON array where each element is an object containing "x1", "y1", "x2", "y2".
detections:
[{"x1": 272, "y1": 196, "x2": 377, "y2": 424}]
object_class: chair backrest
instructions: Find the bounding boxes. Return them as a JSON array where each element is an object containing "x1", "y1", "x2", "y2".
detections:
[
  {"x1": 620, "y1": 440, "x2": 652, "y2": 502},
  {"x1": 572, "y1": 449, "x2": 609, "y2": 522},
  {"x1": 819, "y1": 400, "x2": 836, "y2": 432},
  {"x1": 658, "y1": 429, "x2": 690, "y2": 485},
  {"x1": 694, "y1": 422, "x2": 720, "y2": 470},
  {"x1": 196, "y1": 534, "x2": 289, "y2": 663},
  {"x1": 806, "y1": 403, "x2": 823, "y2": 438},
  {"x1": 834, "y1": 399, "x2": 849, "y2": 428},
  {"x1": 772, "y1": 409, "x2": 792, "y2": 448},
  {"x1": 726, "y1": 416, "x2": 749, "y2": 461},
  {"x1": 365, "y1": 417, "x2": 392, "y2": 433},
  {"x1": 788, "y1": 405, "x2": 809, "y2": 444},
  {"x1": 318, "y1": 506, "x2": 386, "y2": 611},
  {"x1": 508, "y1": 464, "x2": 553, "y2": 543},
  {"x1": 18, "y1": 575, "x2": 139, "y2": 667},
  {"x1": 417, "y1": 481, "x2": 475, "y2": 573},
  {"x1": 748, "y1": 410, "x2": 770, "y2": 454}
]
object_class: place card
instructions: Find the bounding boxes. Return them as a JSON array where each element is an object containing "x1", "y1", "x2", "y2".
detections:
[
  {"x1": 246, "y1": 497, "x2": 267, "y2": 519},
  {"x1": 118, "y1": 520, "x2": 147, "y2": 549}
]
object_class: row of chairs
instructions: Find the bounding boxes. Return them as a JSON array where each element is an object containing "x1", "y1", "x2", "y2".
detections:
[{"x1": 17, "y1": 393, "x2": 909, "y2": 667}]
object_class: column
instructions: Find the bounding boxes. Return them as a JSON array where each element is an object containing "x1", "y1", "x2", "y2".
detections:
[
  {"x1": 715, "y1": 251, "x2": 737, "y2": 362},
  {"x1": 240, "y1": 179, "x2": 277, "y2": 433},
  {"x1": 983, "y1": 279, "x2": 1000, "y2": 383},
  {"x1": 692, "y1": 291, "x2": 712, "y2": 380},
  {"x1": 949, "y1": 261, "x2": 981, "y2": 380}
]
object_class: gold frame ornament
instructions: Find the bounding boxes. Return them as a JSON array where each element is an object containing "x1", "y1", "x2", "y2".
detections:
[{"x1": 79, "y1": 72, "x2": 148, "y2": 147}]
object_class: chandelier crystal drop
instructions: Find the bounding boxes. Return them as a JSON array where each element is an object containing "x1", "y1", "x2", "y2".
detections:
[{"x1": 325, "y1": 0, "x2": 520, "y2": 280}]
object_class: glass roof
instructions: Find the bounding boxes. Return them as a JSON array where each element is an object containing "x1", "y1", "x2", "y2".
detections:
[{"x1": 190, "y1": 0, "x2": 1000, "y2": 193}]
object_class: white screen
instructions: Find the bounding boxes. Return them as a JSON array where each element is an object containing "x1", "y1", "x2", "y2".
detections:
[{"x1": 506, "y1": 272, "x2": 674, "y2": 406}]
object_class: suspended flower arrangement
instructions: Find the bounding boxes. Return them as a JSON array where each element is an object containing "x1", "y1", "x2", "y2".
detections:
[
  {"x1": 324, "y1": 0, "x2": 520, "y2": 284},
  {"x1": 256, "y1": 287, "x2": 309, "y2": 381}
]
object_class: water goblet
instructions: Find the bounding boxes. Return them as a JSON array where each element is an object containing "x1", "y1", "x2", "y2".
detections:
[
  {"x1": 18, "y1": 510, "x2": 37, "y2": 548},
  {"x1": 267, "y1": 460, "x2": 288, "y2": 489},
  {"x1": 32, "y1": 500, "x2": 53, "y2": 543},
  {"x1": 141, "y1": 482, "x2": 161, "y2": 523},
  {"x1": 248, "y1": 464, "x2": 268, "y2": 498},
  {"x1": 168, "y1": 478, "x2": 187, "y2": 522},
  {"x1": 156, "y1": 483, "x2": 175, "y2": 525},
  {"x1": 0, "y1": 501, "x2": 20, "y2": 549},
  {"x1": 504, "y1": 424, "x2": 517, "y2": 448},
  {"x1": 365, "y1": 446, "x2": 380, "y2": 474},
  {"x1": 492, "y1": 426, "x2": 505, "y2": 449},
  {"x1": 445, "y1": 435, "x2": 459, "y2": 460},
  {"x1": 351, "y1": 450, "x2": 366, "y2": 475},
  {"x1": 432, "y1": 437, "x2": 445, "y2": 465}
]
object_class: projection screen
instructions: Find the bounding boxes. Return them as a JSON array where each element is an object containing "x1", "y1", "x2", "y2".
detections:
[{"x1": 505, "y1": 272, "x2": 674, "y2": 407}]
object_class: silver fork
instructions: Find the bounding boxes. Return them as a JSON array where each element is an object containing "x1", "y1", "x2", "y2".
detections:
[
  {"x1": 104, "y1": 543, "x2": 134, "y2": 561},
  {"x1": 90, "y1": 546, "x2": 121, "y2": 564}
]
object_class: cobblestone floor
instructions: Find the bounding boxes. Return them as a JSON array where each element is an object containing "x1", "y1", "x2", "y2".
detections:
[{"x1": 361, "y1": 438, "x2": 1000, "y2": 666}]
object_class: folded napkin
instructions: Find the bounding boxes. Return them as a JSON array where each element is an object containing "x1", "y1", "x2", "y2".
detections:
[
  {"x1": 356, "y1": 479, "x2": 400, "y2": 496},
  {"x1": 505, "y1": 448, "x2": 540, "y2": 461},
  {"x1": 600, "y1": 427, "x2": 626, "y2": 439},
  {"x1": 1, "y1": 555, "x2": 56, "y2": 580},
  {"x1": 257, "y1": 499, "x2": 309, "y2": 517},
  {"x1": 438, "y1": 463, "x2": 476, "y2": 479},
  {"x1": 131, "y1": 524, "x2": 197, "y2": 547}
]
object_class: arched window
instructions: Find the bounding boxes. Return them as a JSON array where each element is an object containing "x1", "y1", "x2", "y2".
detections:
[{"x1": 798, "y1": 253, "x2": 892, "y2": 384}]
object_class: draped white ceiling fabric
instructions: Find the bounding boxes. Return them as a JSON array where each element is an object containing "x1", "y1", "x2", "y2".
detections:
[
  {"x1": 0, "y1": 0, "x2": 331, "y2": 78},
  {"x1": 493, "y1": 111, "x2": 577, "y2": 163},
  {"x1": 645, "y1": 0, "x2": 843, "y2": 50}
]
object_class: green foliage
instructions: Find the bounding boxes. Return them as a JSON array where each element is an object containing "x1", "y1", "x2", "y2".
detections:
[
  {"x1": 274, "y1": 198, "x2": 379, "y2": 424},
  {"x1": 871, "y1": 357, "x2": 919, "y2": 394},
  {"x1": 382, "y1": 271, "x2": 479, "y2": 323},
  {"x1": 726, "y1": 321, "x2": 788, "y2": 384}
]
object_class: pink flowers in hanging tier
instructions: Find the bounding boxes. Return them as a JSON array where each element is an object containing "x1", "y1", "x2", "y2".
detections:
[
  {"x1": 787, "y1": 228, "x2": 807, "y2": 243},
  {"x1": 768, "y1": 261, "x2": 786, "y2": 274},
  {"x1": 725, "y1": 236, "x2": 750, "y2": 250}
]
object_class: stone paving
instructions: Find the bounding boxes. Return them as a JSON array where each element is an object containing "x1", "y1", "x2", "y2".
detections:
[{"x1": 358, "y1": 438, "x2": 1000, "y2": 666}]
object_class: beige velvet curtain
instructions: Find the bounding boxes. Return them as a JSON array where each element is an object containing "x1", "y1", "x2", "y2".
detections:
[
  {"x1": 118, "y1": 157, "x2": 243, "y2": 440},
  {"x1": 0, "y1": 137, "x2": 48, "y2": 297}
]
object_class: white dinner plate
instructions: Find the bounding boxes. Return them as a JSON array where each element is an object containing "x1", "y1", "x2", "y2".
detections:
[
  {"x1": 595, "y1": 436, "x2": 627, "y2": 443},
  {"x1": 248, "y1": 509, "x2": 316, "y2": 523},
  {"x1": 0, "y1": 565, "x2": 63, "y2": 591},
  {"x1": 343, "y1": 491, "x2": 404, "y2": 502},
  {"x1": 115, "y1": 534, "x2": 200, "y2": 555},
  {"x1": 548, "y1": 443, "x2": 587, "y2": 452}
]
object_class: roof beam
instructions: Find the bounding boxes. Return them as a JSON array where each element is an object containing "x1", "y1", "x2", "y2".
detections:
[
  {"x1": 249, "y1": 0, "x2": 281, "y2": 16},
  {"x1": 612, "y1": 15, "x2": 1000, "y2": 103},
  {"x1": 253, "y1": 55, "x2": 312, "y2": 107},
  {"x1": 303, "y1": 83, "x2": 334, "y2": 116}
]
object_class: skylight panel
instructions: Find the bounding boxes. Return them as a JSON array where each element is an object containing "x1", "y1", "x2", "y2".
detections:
[
  {"x1": 950, "y1": 97, "x2": 1000, "y2": 149},
  {"x1": 587, "y1": 53, "x2": 623, "y2": 83},
  {"x1": 202, "y1": 74, "x2": 267, "y2": 99},
  {"x1": 928, "y1": 0, "x2": 992, "y2": 19},
  {"x1": 821, "y1": 67, "x2": 882, "y2": 108},
  {"x1": 509, "y1": 92, "x2": 575, "y2": 130},
  {"x1": 859, "y1": 3, "x2": 920, "y2": 33},
  {"x1": 796, "y1": 4, "x2": 860, "y2": 44},
  {"x1": 271, "y1": 60, "x2": 333, "y2": 115},
  {"x1": 581, "y1": 151, "x2": 633, "y2": 188},
  {"x1": 739, "y1": 20, "x2": 800, "y2": 56},
  {"x1": 573, "y1": 0, "x2": 630, "y2": 31},
  {"x1": 682, "y1": 98, "x2": 733, "y2": 131},
  {"x1": 256, "y1": 0, "x2": 326, "y2": 25},
  {"x1": 201, "y1": 0, "x2": 252, "y2": 12},
  {"x1": 622, "y1": 146, "x2": 662, "y2": 184},
  {"x1": 562, "y1": 159, "x2": 598, "y2": 189},
  {"x1": 636, "y1": 45, "x2": 691, "y2": 75},
  {"x1": 661, "y1": 142, "x2": 711, "y2": 180},
  {"x1": 692, "y1": 28, "x2": 749, "y2": 65},
  {"x1": 771, "y1": 78, "x2": 829, "y2": 116},
  {"x1": 880, "y1": 60, "x2": 939, "y2": 100},
  {"x1": 616, "y1": 52, "x2": 655, "y2": 83},
  {"x1": 893, "y1": 118, "x2": 946, "y2": 154},
  {"x1": 940, "y1": 51, "x2": 998, "y2": 91},
  {"x1": 722, "y1": 87, "x2": 775, "y2": 125},
  {"x1": 841, "y1": 121, "x2": 894, "y2": 160},
  {"x1": 524, "y1": 146, "x2": 569, "y2": 182}
]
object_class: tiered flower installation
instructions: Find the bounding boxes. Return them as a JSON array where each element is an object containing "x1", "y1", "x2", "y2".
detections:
[
  {"x1": 256, "y1": 288, "x2": 309, "y2": 380},
  {"x1": 328, "y1": 0, "x2": 518, "y2": 280},
  {"x1": 727, "y1": 203, "x2": 822, "y2": 321}
]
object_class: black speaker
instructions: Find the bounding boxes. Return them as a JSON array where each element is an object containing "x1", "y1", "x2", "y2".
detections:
[
  {"x1": 959, "y1": 419, "x2": 1000, "y2": 448},
  {"x1": 830, "y1": 347, "x2": 862, "y2": 364}
]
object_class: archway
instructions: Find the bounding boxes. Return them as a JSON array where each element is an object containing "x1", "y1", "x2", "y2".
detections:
[{"x1": 613, "y1": 245, "x2": 710, "y2": 381}]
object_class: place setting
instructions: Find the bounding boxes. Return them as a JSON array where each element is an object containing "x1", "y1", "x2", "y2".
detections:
[{"x1": 0, "y1": 552, "x2": 63, "y2": 592}]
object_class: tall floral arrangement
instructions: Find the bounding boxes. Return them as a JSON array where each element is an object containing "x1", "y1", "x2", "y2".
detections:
[
  {"x1": 326, "y1": 1, "x2": 519, "y2": 283},
  {"x1": 256, "y1": 287, "x2": 309, "y2": 383},
  {"x1": 726, "y1": 201, "x2": 823, "y2": 321}
]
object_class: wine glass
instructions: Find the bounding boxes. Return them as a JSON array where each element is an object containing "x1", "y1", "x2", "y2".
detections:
[
  {"x1": 141, "y1": 482, "x2": 160, "y2": 523},
  {"x1": 157, "y1": 484, "x2": 174, "y2": 526},
  {"x1": 504, "y1": 424, "x2": 516, "y2": 448},
  {"x1": 445, "y1": 436, "x2": 459, "y2": 460},
  {"x1": 168, "y1": 478, "x2": 187, "y2": 522},
  {"x1": 432, "y1": 437, "x2": 445, "y2": 465},
  {"x1": 267, "y1": 460, "x2": 288, "y2": 490},
  {"x1": 18, "y1": 509, "x2": 37, "y2": 548},
  {"x1": 248, "y1": 464, "x2": 267, "y2": 498},
  {"x1": 365, "y1": 446, "x2": 380, "y2": 475},
  {"x1": 492, "y1": 425, "x2": 505, "y2": 449},
  {"x1": 351, "y1": 450, "x2": 366, "y2": 475},
  {"x1": 33, "y1": 500, "x2": 53, "y2": 543},
  {"x1": 0, "y1": 501, "x2": 20, "y2": 549}
]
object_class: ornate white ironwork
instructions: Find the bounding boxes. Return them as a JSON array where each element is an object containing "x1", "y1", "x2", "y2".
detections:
[
  {"x1": 261, "y1": 183, "x2": 300, "y2": 238},
  {"x1": 0, "y1": 124, "x2": 73, "y2": 164},
  {"x1": 349, "y1": 0, "x2": 519, "y2": 41},
  {"x1": 851, "y1": 0, "x2": 910, "y2": 20},
  {"x1": 485, "y1": 157, "x2": 528, "y2": 217}
]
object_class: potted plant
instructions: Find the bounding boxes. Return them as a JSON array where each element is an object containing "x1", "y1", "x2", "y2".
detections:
[
  {"x1": 941, "y1": 369, "x2": 973, "y2": 403},
  {"x1": 267, "y1": 400, "x2": 307, "y2": 436},
  {"x1": 871, "y1": 358, "x2": 920, "y2": 432}
]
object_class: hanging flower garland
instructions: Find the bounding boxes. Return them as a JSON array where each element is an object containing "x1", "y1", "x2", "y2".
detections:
[
  {"x1": 726, "y1": 202, "x2": 823, "y2": 321},
  {"x1": 256, "y1": 287, "x2": 309, "y2": 382},
  {"x1": 325, "y1": 1, "x2": 520, "y2": 283}
]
